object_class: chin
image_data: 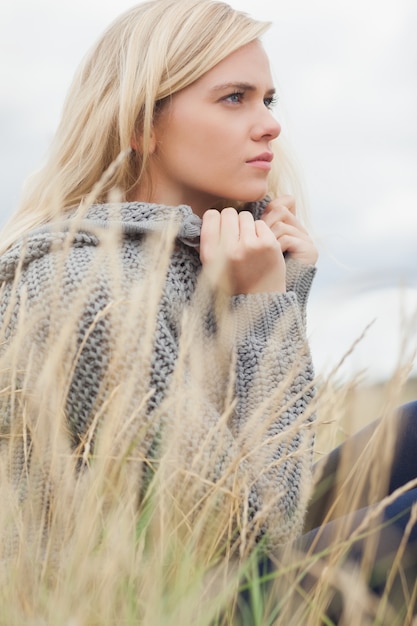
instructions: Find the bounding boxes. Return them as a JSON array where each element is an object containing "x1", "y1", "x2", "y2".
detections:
[
  {"x1": 240, "y1": 182, "x2": 269, "y2": 202},
  {"x1": 236, "y1": 191, "x2": 267, "y2": 204}
]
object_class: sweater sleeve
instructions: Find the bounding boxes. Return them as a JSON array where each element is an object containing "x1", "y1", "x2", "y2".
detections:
[
  {"x1": 285, "y1": 258, "x2": 316, "y2": 323},
  {"x1": 159, "y1": 270, "x2": 317, "y2": 554},
  {"x1": 229, "y1": 289, "x2": 316, "y2": 548}
]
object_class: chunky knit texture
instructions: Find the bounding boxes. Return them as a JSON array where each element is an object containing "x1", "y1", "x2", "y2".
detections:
[{"x1": 0, "y1": 198, "x2": 316, "y2": 553}]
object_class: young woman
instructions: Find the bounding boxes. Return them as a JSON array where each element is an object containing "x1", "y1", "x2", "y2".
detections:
[
  {"x1": 0, "y1": 0, "x2": 317, "y2": 555},
  {"x1": 0, "y1": 0, "x2": 416, "y2": 619}
]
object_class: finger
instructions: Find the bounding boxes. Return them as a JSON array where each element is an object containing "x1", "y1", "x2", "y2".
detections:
[
  {"x1": 253, "y1": 218, "x2": 279, "y2": 243},
  {"x1": 278, "y1": 234, "x2": 318, "y2": 264},
  {"x1": 261, "y1": 201, "x2": 294, "y2": 225},
  {"x1": 200, "y1": 209, "x2": 220, "y2": 262},
  {"x1": 263, "y1": 195, "x2": 296, "y2": 217},
  {"x1": 277, "y1": 234, "x2": 306, "y2": 255},
  {"x1": 262, "y1": 205, "x2": 309, "y2": 236},
  {"x1": 237, "y1": 210, "x2": 256, "y2": 242},
  {"x1": 272, "y1": 196, "x2": 313, "y2": 241},
  {"x1": 219, "y1": 207, "x2": 239, "y2": 246},
  {"x1": 271, "y1": 221, "x2": 310, "y2": 242},
  {"x1": 277, "y1": 194, "x2": 296, "y2": 215}
]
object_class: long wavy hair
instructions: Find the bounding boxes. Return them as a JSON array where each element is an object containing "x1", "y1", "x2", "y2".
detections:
[{"x1": 0, "y1": 0, "x2": 301, "y2": 253}]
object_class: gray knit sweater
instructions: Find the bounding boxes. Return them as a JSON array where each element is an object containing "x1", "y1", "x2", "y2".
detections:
[{"x1": 0, "y1": 198, "x2": 316, "y2": 552}]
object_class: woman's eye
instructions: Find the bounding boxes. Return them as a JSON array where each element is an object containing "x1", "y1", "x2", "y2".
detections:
[
  {"x1": 222, "y1": 92, "x2": 278, "y2": 109},
  {"x1": 264, "y1": 95, "x2": 278, "y2": 110},
  {"x1": 224, "y1": 92, "x2": 244, "y2": 104}
]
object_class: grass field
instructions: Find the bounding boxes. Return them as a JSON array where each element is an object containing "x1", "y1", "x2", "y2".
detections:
[{"x1": 0, "y1": 228, "x2": 415, "y2": 626}]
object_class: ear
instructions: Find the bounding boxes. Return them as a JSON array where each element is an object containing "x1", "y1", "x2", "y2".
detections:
[
  {"x1": 149, "y1": 129, "x2": 156, "y2": 154},
  {"x1": 130, "y1": 134, "x2": 139, "y2": 152},
  {"x1": 130, "y1": 129, "x2": 156, "y2": 155}
]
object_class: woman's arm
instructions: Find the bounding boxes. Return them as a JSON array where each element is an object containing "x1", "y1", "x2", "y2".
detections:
[{"x1": 168, "y1": 207, "x2": 318, "y2": 552}]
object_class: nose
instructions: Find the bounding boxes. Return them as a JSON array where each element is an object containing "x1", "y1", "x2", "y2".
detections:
[{"x1": 251, "y1": 108, "x2": 281, "y2": 142}]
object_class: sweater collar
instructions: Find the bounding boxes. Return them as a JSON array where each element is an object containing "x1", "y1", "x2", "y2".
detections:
[
  {"x1": 67, "y1": 197, "x2": 269, "y2": 249},
  {"x1": 0, "y1": 199, "x2": 270, "y2": 282}
]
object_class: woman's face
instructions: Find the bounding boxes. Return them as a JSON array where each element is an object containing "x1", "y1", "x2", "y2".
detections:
[{"x1": 142, "y1": 40, "x2": 281, "y2": 216}]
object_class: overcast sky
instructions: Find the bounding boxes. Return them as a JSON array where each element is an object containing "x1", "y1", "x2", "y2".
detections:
[{"x1": 1, "y1": 0, "x2": 416, "y2": 384}]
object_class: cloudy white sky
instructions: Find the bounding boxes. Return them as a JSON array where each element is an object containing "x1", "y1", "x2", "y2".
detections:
[{"x1": 1, "y1": 0, "x2": 416, "y2": 384}]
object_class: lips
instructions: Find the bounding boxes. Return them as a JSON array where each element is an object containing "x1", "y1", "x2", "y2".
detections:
[
  {"x1": 246, "y1": 152, "x2": 273, "y2": 171},
  {"x1": 246, "y1": 152, "x2": 273, "y2": 163}
]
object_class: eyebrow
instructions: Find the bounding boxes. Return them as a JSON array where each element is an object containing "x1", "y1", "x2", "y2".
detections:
[{"x1": 210, "y1": 82, "x2": 276, "y2": 96}]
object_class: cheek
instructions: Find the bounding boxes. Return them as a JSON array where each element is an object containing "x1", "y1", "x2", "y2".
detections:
[
  {"x1": 163, "y1": 106, "x2": 243, "y2": 170},
  {"x1": 167, "y1": 115, "x2": 205, "y2": 157},
  {"x1": 176, "y1": 127, "x2": 221, "y2": 168}
]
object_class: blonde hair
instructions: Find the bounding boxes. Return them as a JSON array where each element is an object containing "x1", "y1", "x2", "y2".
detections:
[{"x1": 1, "y1": 0, "x2": 301, "y2": 252}]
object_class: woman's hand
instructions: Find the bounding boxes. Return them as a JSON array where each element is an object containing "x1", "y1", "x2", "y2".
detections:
[
  {"x1": 200, "y1": 207, "x2": 286, "y2": 295},
  {"x1": 260, "y1": 196, "x2": 318, "y2": 266}
]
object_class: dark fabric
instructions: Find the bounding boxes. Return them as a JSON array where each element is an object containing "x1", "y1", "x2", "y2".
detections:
[
  {"x1": 305, "y1": 400, "x2": 417, "y2": 532},
  {"x1": 300, "y1": 401, "x2": 417, "y2": 619},
  {"x1": 238, "y1": 401, "x2": 417, "y2": 623}
]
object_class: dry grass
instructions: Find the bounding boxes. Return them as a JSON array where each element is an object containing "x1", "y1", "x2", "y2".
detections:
[{"x1": 0, "y1": 221, "x2": 416, "y2": 626}]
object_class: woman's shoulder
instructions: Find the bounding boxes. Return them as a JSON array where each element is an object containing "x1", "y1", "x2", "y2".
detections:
[
  {"x1": 0, "y1": 224, "x2": 99, "y2": 287},
  {"x1": 0, "y1": 201, "x2": 202, "y2": 296}
]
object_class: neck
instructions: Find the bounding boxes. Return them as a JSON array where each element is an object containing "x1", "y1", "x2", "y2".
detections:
[{"x1": 128, "y1": 183, "x2": 227, "y2": 217}]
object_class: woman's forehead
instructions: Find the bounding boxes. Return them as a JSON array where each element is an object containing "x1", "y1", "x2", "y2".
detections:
[{"x1": 187, "y1": 41, "x2": 274, "y2": 92}]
